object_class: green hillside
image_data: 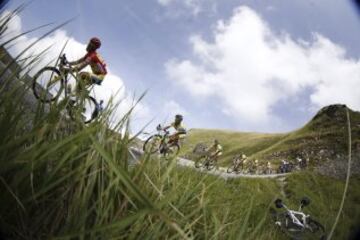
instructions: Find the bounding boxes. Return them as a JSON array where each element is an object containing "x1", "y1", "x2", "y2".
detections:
[
  {"x1": 181, "y1": 129, "x2": 286, "y2": 164},
  {"x1": 182, "y1": 105, "x2": 360, "y2": 175}
]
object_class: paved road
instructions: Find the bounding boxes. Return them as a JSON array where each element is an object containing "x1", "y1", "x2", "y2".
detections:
[{"x1": 128, "y1": 147, "x2": 290, "y2": 180}]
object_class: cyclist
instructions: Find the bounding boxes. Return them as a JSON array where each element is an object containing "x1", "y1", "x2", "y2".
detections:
[
  {"x1": 237, "y1": 153, "x2": 247, "y2": 165},
  {"x1": 207, "y1": 139, "x2": 223, "y2": 167},
  {"x1": 232, "y1": 154, "x2": 242, "y2": 166},
  {"x1": 280, "y1": 159, "x2": 290, "y2": 173},
  {"x1": 296, "y1": 157, "x2": 307, "y2": 169},
  {"x1": 163, "y1": 114, "x2": 187, "y2": 146},
  {"x1": 252, "y1": 159, "x2": 259, "y2": 173},
  {"x1": 65, "y1": 37, "x2": 107, "y2": 90},
  {"x1": 266, "y1": 161, "x2": 272, "y2": 174},
  {"x1": 235, "y1": 153, "x2": 247, "y2": 171},
  {"x1": 49, "y1": 37, "x2": 107, "y2": 96},
  {"x1": 242, "y1": 155, "x2": 248, "y2": 170}
]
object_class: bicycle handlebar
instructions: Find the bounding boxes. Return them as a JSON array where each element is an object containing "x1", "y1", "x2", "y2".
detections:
[{"x1": 156, "y1": 124, "x2": 170, "y2": 135}]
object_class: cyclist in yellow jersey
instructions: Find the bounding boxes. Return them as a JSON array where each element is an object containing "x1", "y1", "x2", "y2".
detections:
[{"x1": 163, "y1": 114, "x2": 187, "y2": 146}]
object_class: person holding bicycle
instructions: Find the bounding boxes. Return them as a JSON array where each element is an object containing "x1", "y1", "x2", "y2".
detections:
[{"x1": 163, "y1": 114, "x2": 187, "y2": 146}]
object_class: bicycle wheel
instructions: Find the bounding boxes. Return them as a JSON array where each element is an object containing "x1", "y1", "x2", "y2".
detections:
[
  {"x1": 195, "y1": 155, "x2": 206, "y2": 168},
  {"x1": 305, "y1": 218, "x2": 326, "y2": 240},
  {"x1": 32, "y1": 66, "x2": 65, "y2": 102},
  {"x1": 67, "y1": 96, "x2": 97, "y2": 124},
  {"x1": 227, "y1": 165, "x2": 235, "y2": 173},
  {"x1": 143, "y1": 135, "x2": 162, "y2": 154},
  {"x1": 206, "y1": 158, "x2": 216, "y2": 171},
  {"x1": 235, "y1": 166, "x2": 242, "y2": 174},
  {"x1": 275, "y1": 212, "x2": 304, "y2": 240},
  {"x1": 164, "y1": 143, "x2": 180, "y2": 159}
]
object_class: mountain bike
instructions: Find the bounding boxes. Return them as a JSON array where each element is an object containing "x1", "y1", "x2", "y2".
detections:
[
  {"x1": 241, "y1": 161, "x2": 258, "y2": 174},
  {"x1": 227, "y1": 155, "x2": 243, "y2": 174},
  {"x1": 143, "y1": 124, "x2": 180, "y2": 159},
  {"x1": 270, "y1": 197, "x2": 326, "y2": 240},
  {"x1": 194, "y1": 152, "x2": 218, "y2": 170},
  {"x1": 32, "y1": 54, "x2": 103, "y2": 123}
]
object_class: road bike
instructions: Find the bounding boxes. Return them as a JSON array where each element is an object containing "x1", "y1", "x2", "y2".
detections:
[
  {"x1": 270, "y1": 197, "x2": 326, "y2": 240},
  {"x1": 32, "y1": 54, "x2": 103, "y2": 123},
  {"x1": 143, "y1": 124, "x2": 180, "y2": 159}
]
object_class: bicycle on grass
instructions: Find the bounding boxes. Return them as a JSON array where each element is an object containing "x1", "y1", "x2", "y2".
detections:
[{"x1": 270, "y1": 197, "x2": 326, "y2": 240}]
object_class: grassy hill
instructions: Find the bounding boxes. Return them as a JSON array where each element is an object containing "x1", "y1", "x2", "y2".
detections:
[{"x1": 181, "y1": 129, "x2": 286, "y2": 164}]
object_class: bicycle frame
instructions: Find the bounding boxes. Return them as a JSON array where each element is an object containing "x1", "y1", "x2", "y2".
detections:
[
  {"x1": 154, "y1": 126, "x2": 172, "y2": 149},
  {"x1": 60, "y1": 55, "x2": 100, "y2": 103},
  {"x1": 273, "y1": 198, "x2": 326, "y2": 239},
  {"x1": 281, "y1": 203, "x2": 309, "y2": 229},
  {"x1": 58, "y1": 55, "x2": 92, "y2": 94},
  {"x1": 232, "y1": 159, "x2": 242, "y2": 170}
]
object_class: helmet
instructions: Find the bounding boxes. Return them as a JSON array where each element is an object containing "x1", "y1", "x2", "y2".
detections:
[
  {"x1": 214, "y1": 139, "x2": 219, "y2": 145},
  {"x1": 242, "y1": 154, "x2": 247, "y2": 159},
  {"x1": 175, "y1": 114, "x2": 183, "y2": 121},
  {"x1": 90, "y1": 37, "x2": 101, "y2": 49}
]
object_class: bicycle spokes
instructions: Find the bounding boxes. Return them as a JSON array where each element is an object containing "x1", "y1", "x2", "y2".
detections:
[
  {"x1": 67, "y1": 95, "x2": 97, "y2": 123},
  {"x1": 33, "y1": 67, "x2": 64, "y2": 102}
]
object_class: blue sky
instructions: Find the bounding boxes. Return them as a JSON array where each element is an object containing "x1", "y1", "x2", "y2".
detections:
[{"x1": 3, "y1": 0, "x2": 360, "y2": 133}]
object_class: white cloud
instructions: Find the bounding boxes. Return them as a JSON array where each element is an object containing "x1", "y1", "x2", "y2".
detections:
[
  {"x1": 1, "y1": 11, "x2": 150, "y2": 131},
  {"x1": 158, "y1": 0, "x2": 175, "y2": 6},
  {"x1": 165, "y1": 6, "x2": 360, "y2": 129},
  {"x1": 163, "y1": 100, "x2": 188, "y2": 118},
  {"x1": 157, "y1": 0, "x2": 216, "y2": 16}
]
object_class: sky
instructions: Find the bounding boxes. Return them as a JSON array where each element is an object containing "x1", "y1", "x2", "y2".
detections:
[{"x1": 2, "y1": 0, "x2": 360, "y2": 134}]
